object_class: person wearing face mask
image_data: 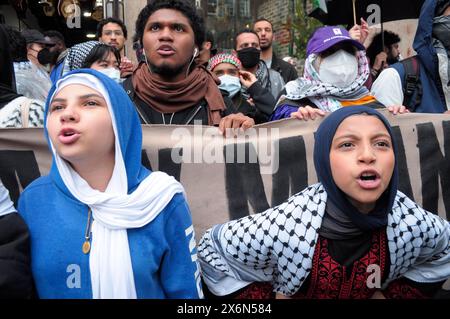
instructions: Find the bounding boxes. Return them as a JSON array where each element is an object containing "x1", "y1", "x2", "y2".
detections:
[
  {"x1": 36, "y1": 46, "x2": 60, "y2": 75},
  {"x1": 55, "y1": 41, "x2": 121, "y2": 84},
  {"x1": 81, "y1": 44, "x2": 122, "y2": 83},
  {"x1": 372, "y1": 0, "x2": 450, "y2": 113},
  {"x1": 2, "y1": 26, "x2": 49, "y2": 103},
  {"x1": 208, "y1": 53, "x2": 277, "y2": 123},
  {"x1": 198, "y1": 106, "x2": 450, "y2": 300},
  {"x1": 21, "y1": 30, "x2": 55, "y2": 74},
  {"x1": 0, "y1": 25, "x2": 45, "y2": 128},
  {"x1": 235, "y1": 29, "x2": 285, "y2": 101},
  {"x1": 271, "y1": 26, "x2": 406, "y2": 122},
  {"x1": 122, "y1": 0, "x2": 255, "y2": 133}
]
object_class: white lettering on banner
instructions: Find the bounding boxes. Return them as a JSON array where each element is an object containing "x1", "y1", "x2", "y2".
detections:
[{"x1": 170, "y1": 125, "x2": 280, "y2": 174}]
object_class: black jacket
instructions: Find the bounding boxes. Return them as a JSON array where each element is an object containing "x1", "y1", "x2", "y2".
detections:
[
  {"x1": 0, "y1": 213, "x2": 34, "y2": 299},
  {"x1": 222, "y1": 81, "x2": 275, "y2": 124},
  {"x1": 271, "y1": 53, "x2": 298, "y2": 84},
  {"x1": 245, "y1": 81, "x2": 276, "y2": 123}
]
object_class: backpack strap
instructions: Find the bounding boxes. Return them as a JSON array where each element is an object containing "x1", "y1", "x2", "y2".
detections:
[
  {"x1": 401, "y1": 56, "x2": 422, "y2": 112},
  {"x1": 122, "y1": 77, "x2": 136, "y2": 101},
  {"x1": 122, "y1": 77, "x2": 151, "y2": 124}
]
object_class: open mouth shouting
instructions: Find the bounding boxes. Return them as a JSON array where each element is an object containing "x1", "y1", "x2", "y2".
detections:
[
  {"x1": 356, "y1": 170, "x2": 381, "y2": 190},
  {"x1": 58, "y1": 128, "x2": 81, "y2": 145}
]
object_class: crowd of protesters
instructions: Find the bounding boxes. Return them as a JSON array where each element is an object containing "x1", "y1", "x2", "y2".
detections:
[{"x1": 0, "y1": 0, "x2": 449, "y2": 300}]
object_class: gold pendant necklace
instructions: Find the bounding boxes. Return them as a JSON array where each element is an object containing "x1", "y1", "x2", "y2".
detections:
[{"x1": 82, "y1": 208, "x2": 92, "y2": 254}]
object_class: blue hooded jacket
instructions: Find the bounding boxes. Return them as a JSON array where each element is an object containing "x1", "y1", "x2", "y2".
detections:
[
  {"x1": 390, "y1": 0, "x2": 447, "y2": 113},
  {"x1": 18, "y1": 69, "x2": 202, "y2": 299}
]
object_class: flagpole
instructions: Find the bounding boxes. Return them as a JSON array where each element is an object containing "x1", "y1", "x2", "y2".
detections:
[
  {"x1": 352, "y1": 0, "x2": 357, "y2": 26},
  {"x1": 380, "y1": 0, "x2": 385, "y2": 49},
  {"x1": 380, "y1": 0, "x2": 386, "y2": 70}
]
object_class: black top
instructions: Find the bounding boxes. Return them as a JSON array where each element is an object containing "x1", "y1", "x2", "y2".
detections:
[
  {"x1": 238, "y1": 81, "x2": 276, "y2": 124},
  {"x1": 122, "y1": 77, "x2": 230, "y2": 125},
  {"x1": 271, "y1": 53, "x2": 298, "y2": 84},
  {"x1": 0, "y1": 213, "x2": 35, "y2": 298}
]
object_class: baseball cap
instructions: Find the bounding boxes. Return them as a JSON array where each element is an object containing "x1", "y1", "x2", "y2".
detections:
[
  {"x1": 22, "y1": 29, "x2": 56, "y2": 46},
  {"x1": 306, "y1": 26, "x2": 365, "y2": 56}
]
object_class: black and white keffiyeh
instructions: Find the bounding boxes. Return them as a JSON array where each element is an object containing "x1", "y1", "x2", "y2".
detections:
[
  {"x1": 0, "y1": 97, "x2": 45, "y2": 128},
  {"x1": 198, "y1": 183, "x2": 450, "y2": 296},
  {"x1": 255, "y1": 61, "x2": 272, "y2": 93}
]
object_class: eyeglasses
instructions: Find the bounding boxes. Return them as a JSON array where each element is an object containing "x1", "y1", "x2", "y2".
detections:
[{"x1": 102, "y1": 30, "x2": 124, "y2": 37}]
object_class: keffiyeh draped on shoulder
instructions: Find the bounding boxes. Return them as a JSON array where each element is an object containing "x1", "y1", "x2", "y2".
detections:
[
  {"x1": 278, "y1": 51, "x2": 370, "y2": 112},
  {"x1": 198, "y1": 184, "x2": 450, "y2": 296}
]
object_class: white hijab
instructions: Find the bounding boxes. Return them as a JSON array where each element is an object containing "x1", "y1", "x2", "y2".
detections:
[{"x1": 48, "y1": 74, "x2": 185, "y2": 298}]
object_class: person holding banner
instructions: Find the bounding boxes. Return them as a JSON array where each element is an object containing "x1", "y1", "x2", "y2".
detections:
[
  {"x1": 198, "y1": 106, "x2": 450, "y2": 299},
  {"x1": 371, "y1": 0, "x2": 450, "y2": 113},
  {"x1": 207, "y1": 52, "x2": 275, "y2": 124},
  {"x1": 0, "y1": 25, "x2": 45, "y2": 128},
  {"x1": 270, "y1": 26, "x2": 408, "y2": 122},
  {"x1": 0, "y1": 180, "x2": 34, "y2": 299},
  {"x1": 17, "y1": 69, "x2": 203, "y2": 299},
  {"x1": 57, "y1": 41, "x2": 122, "y2": 83}
]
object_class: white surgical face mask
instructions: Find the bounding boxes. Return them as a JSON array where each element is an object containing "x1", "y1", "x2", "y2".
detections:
[
  {"x1": 318, "y1": 50, "x2": 358, "y2": 88},
  {"x1": 97, "y1": 67, "x2": 122, "y2": 83},
  {"x1": 218, "y1": 74, "x2": 241, "y2": 98}
]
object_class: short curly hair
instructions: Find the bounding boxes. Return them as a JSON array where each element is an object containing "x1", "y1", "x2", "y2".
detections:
[{"x1": 134, "y1": 0, "x2": 205, "y2": 49}]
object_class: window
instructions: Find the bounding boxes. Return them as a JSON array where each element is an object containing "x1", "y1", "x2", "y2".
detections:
[
  {"x1": 208, "y1": 0, "x2": 218, "y2": 16},
  {"x1": 240, "y1": 0, "x2": 250, "y2": 18},
  {"x1": 225, "y1": 0, "x2": 234, "y2": 16}
]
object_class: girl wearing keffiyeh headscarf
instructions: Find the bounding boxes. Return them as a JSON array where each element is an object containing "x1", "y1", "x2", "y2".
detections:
[
  {"x1": 18, "y1": 69, "x2": 202, "y2": 299},
  {"x1": 270, "y1": 26, "x2": 408, "y2": 122},
  {"x1": 55, "y1": 41, "x2": 122, "y2": 84},
  {"x1": 198, "y1": 106, "x2": 450, "y2": 299}
]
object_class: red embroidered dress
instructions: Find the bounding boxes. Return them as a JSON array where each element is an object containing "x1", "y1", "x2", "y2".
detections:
[
  {"x1": 234, "y1": 229, "x2": 429, "y2": 299},
  {"x1": 293, "y1": 230, "x2": 386, "y2": 299}
]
